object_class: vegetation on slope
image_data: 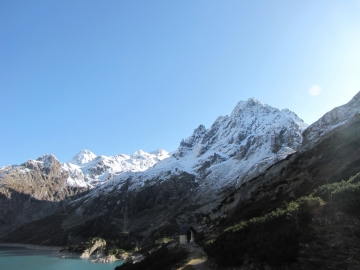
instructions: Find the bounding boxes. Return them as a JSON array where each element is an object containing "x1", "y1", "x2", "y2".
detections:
[
  {"x1": 204, "y1": 173, "x2": 360, "y2": 268},
  {"x1": 313, "y1": 172, "x2": 360, "y2": 215}
]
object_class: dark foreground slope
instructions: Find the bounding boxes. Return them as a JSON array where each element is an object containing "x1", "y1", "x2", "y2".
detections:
[{"x1": 203, "y1": 113, "x2": 360, "y2": 269}]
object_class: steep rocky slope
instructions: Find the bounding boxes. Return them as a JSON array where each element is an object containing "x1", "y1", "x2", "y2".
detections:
[
  {"x1": 205, "y1": 111, "x2": 360, "y2": 229},
  {"x1": 0, "y1": 149, "x2": 169, "y2": 239},
  {"x1": 0, "y1": 155, "x2": 87, "y2": 238}
]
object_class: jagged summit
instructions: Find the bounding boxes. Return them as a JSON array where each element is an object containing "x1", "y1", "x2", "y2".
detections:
[
  {"x1": 68, "y1": 149, "x2": 97, "y2": 165},
  {"x1": 174, "y1": 97, "x2": 308, "y2": 162},
  {"x1": 230, "y1": 97, "x2": 266, "y2": 116}
]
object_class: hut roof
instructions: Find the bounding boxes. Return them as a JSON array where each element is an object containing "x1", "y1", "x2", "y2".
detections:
[{"x1": 179, "y1": 225, "x2": 196, "y2": 235}]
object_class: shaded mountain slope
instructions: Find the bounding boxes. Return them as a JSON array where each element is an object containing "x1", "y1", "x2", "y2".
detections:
[{"x1": 203, "y1": 112, "x2": 360, "y2": 269}]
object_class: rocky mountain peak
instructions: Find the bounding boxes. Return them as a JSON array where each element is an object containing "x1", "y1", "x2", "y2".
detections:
[
  {"x1": 177, "y1": 125, "x2": 207, "y2": 153},
  {"x1": 15, "y1": 154, "x2": 61, "y2": 173},
  {"x1": 68, "y1": 149, "x2": 97, "y2": 165},
  {"x1": 230, "y1": 97, "x2": 266, "y2": 117},
  {"x1": 174, "y1": 98, "x2": 308, "y2": 162},
  {"x1": 37, "y1": 154, "x2": 58, "y2": 168}
]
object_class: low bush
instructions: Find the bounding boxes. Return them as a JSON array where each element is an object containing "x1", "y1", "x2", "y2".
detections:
[
  {"x1": 204, "y1": 196, "x2": 322, "y2": 267},
  {"x1": 312, "y1": 173, "x2": 360, "y2": 215},
  {"x1": 106, "y1": 248, "x2": 125, "y2": 256}
]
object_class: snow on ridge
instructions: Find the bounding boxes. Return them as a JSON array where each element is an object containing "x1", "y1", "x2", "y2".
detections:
[
  {"x1": 174, "y1": 98, "x2": 308, "y2": 160},
  {"x1": 0, "y1": 149, "x2": 170, "y2": 189},
  {"x1": 1, "y1": 96, "x2": 313, "y2": 194},
  {"x1": 302, "y1": 90, "x2": 360, "y2": 150},
  {"x1": 68, "y1": 149, "x2": 97, "y2": 165},
  {"x1": 64, "y1": 149, "x2": 170, "y2": 187}
]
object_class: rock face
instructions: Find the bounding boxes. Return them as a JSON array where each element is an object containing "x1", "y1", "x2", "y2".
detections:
[
  {"x1": 80, "y1": 238, "x2": 106, "y2": 259},
  {"x1": 0, "y1": 154, "x2": 87, "y2": 238},
  {"x1": 57, "y1": 237, "x2": 107, "y2": 259}
]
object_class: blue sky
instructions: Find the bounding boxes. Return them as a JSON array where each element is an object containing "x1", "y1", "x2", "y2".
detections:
[{"x1": 1, "y1": 1, "x2": 360, "y2": 166}]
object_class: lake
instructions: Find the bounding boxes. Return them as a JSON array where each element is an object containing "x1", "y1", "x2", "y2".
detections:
[{"x1": 0, "y1": 246, "x2": 124, "y2": 270}]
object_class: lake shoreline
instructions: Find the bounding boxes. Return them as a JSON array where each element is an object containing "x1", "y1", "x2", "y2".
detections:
[
  {"x1": 0, "y1": 243, "x2": 64, "y2": 251},
  {"x1": 0, "y1": 242, "x2": 125, "y2": 264},
  {"x1": 0, "y1": 245, "x2": 125, "y2": 269}
]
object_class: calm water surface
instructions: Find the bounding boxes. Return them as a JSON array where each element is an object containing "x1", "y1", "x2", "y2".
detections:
[{"x1": 0, "y1": 247, "x2": 124, "y2": 270}]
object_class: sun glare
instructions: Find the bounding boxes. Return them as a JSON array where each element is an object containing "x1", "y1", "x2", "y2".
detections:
[{"x1": 309, "y1": 85, "x2": 322, "y2": 96}]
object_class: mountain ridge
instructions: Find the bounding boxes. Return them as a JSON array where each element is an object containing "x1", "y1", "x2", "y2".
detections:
[{"x1": 1, "y1": 92, "x2": 359, "y2": 255}]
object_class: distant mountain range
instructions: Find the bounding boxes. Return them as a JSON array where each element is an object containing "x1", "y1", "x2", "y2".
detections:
[{"x1": 1, "y1": 97, "x2": 308, "y2": 193}]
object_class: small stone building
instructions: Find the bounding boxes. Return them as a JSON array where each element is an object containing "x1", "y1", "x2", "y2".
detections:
[{"x1": 179, "y1": 225, "x2": 196, "y2": 244}]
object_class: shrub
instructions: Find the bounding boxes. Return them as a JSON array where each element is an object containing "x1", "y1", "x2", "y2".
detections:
[
  {"x1": 312, "y1": 173, "x2": 360, "y2": 215},
  {"x1": 106, "y1": 248, "x2": 126, "y2": 256},
  {"x1": 204, "y1": 196, "x2": 322, "y2": 267}
]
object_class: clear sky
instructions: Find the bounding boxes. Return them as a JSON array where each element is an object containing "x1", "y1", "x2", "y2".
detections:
[{"x1": 1, "y1": 1, "x2": 360, "y2": 167}]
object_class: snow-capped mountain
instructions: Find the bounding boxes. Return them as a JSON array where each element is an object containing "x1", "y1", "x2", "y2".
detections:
[
  {"x1": 0, "y1": 149, "x2": 170, "y2": 189},
  {"x1": 39, "y1": 97, "x2": 309, "y2": 240},
  {"x1": 68, "y1": 149, "x2": 97, "y2": 165},
  {"x1": 0, "y1": 149, "x2": 169, "y2": 237},
  {"x1": 98, "y1": 98, "x2": 308, "y2": 195},
  {"x1": 63, "y1": 149, "x2": 170, "y2": 187}
]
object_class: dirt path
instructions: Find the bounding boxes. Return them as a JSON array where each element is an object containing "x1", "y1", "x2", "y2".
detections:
[
  {"x1": 186, "y1": 258, "x2": 211, "y2": 270},
  {"x1": 179, "y1": 243, "x2": 212, "y2": 270}
]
